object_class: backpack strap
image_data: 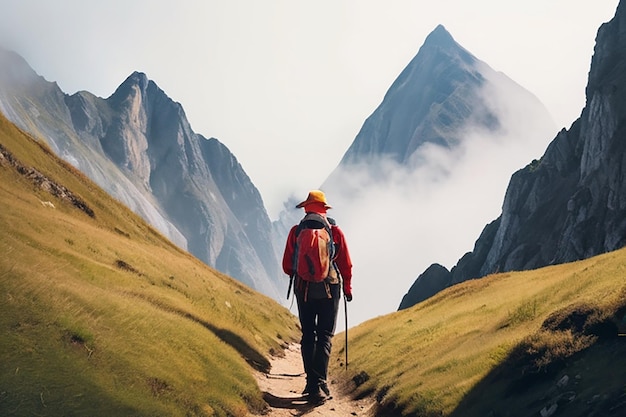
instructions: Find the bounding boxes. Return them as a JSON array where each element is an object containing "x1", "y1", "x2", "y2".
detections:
[
  {"x1": 296, "y1": 213, "x2": 332, "y2": 236},
  {"x1": 325, "y1": 216, "x2": 342, "y2": 293},
  {"x1": 297, "y1": 276, "x2": 332, "y2": 302},
  {"x1": 294, "y1": 212, "x2": 335, "y2": 260}
]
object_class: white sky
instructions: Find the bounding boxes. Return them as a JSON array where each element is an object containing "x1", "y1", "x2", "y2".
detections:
[
  {"x1": 0, "y1": 1, "x2": 621, "y2": 326},
  {"x1": 0, "y1": 1, "x2": 619, "y2": 218}
]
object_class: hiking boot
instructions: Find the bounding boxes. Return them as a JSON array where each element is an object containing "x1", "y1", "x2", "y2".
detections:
[
  {"x1": 301, "y1": 382, "x2": 317, "y2": 396},
  {"x1": 306, "y1": 386, "x2": 326, "y2": 403},
  {"x1": 319, "y1": 381, "x2": 330, "y2": 397},
  {"x1": 303, "y1": 380, "x2": 330, "y2": 401}
]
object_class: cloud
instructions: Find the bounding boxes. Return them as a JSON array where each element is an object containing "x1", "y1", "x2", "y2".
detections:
[{"x1": 324, "y1": 77, "x2": 557, "y2": 327}]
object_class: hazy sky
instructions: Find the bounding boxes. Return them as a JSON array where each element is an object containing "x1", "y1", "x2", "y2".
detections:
[
  {"x1": 0, "y1": 1, "x2": 620, "y2": 326},
  {"x1": 0, "y1": 1, "x2": 618, "y2": 217}
]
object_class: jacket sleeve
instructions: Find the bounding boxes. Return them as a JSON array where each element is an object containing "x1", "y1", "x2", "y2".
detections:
[
  {"x1": 282, "y1": 226, "x2": 298, "y2": 276},
  {"x1": 332, "y1": 225, "x2": 353, "y2": 296}
]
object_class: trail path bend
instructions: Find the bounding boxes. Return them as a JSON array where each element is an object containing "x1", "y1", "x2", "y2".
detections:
[{"x1": 251, "y1": 344, "x2": 376, "y2": 416}]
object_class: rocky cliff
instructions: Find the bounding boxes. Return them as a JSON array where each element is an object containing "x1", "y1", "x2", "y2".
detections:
[
  {"x1": 0, "y1": 54, "x2": 282, "y2": 298},
  {"x1": 400, "y1": 1, "x2": 626, "y2": 310},
  {"x1": 271, "y1": 25, "x2": 556, "y2": 324},
  {"x1": 332, "y1": 24, "x2": 554, "y2": 171}
]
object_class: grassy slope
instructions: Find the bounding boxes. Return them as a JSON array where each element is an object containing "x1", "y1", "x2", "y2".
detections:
[
  {"x1": 332, "y1": 248, "x2": 626, "y2": 416},
  {"x1": 4, "y1": 107, "x2": 626, "y2": 417},
  {"x1": 0, "y1": 113, "x2": 300, "y2": 417}
]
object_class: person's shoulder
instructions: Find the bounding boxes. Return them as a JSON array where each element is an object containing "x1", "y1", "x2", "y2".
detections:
[{"x1": 328, "y1": 219, "x2": 345, "y2": 235}]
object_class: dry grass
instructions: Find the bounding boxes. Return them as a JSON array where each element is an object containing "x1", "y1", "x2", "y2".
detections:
[
  {"x1": 4, "y1": 110, "x2": 626, "y2": 416},
  {"x1": 0, "y1": 113, "x2": 300, "y2": 416},
  {"x1": 331, "y1": 250, "x2": 626, "y2": 416}
]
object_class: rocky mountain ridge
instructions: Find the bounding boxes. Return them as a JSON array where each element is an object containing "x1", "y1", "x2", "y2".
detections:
[
  {"x1": 299, "y1": 25, "x2": 556, "y2": 324},
  {"x1": 0, "y1": 18, "x2": 587, "y2": 318},
  {"x1": 400, "y1": 1, "x2": 626, "y2": 309},
  {"x1": 327, "y1": 24, "x2": 554, "y2": 179},
  {"x1": 0, "y1": 52, "x2": 283, "y2": 299}
]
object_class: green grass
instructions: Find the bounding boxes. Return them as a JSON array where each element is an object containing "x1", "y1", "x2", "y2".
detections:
[
  {"x1": 4, "y1": 109, "x2": 626, "y2": 417},
  {"x1": 0, "y1": 113, "x2": 300, "y2": 416},
  {"x1": 332, "y1": 251, "x2": 626, "y2": 416}
]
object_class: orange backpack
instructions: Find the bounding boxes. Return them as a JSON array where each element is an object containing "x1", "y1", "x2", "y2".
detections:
[{"x1": 293, "y1": 213, "x2": 336, "y2": 282}]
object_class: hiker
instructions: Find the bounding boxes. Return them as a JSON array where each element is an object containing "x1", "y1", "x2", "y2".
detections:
[{"x1": 282, "y1": 189, "x2": 353, "y2": 401}]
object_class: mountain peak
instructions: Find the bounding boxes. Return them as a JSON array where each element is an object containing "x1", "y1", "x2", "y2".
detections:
[
  {"x1": 400, "y1": 0, "x2": 626, "y2": 310},
  {"x1": 420, "y1": 24, "x2": 473, "y2": 65},
  {"x1": 0, "y1": 47, "x2": 49, "y2": 88},
  {"x1": 108, "y1": 71, "x2": 152, "y2": 103},
  {"x1": 423, "y1": 24, "x2": 456, "y2": 48},
  {"x1": 334, "y1": 23, "x2": 537, "y2": 167},
  {"x1": 123, "y1": 71, "x2": 149, "y2": 89}
]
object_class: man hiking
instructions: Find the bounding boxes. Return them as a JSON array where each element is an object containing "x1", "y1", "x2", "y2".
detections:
[{"x1": 282, "y1": 189, "x2": 353, "y2": 401}]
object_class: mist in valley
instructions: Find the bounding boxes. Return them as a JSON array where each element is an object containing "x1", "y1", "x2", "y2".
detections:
[{"x1": 319, "y1": 75, "x2": 559, "y2": 328}]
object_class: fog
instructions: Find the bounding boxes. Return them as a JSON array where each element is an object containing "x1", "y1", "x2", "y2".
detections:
[{"x1": 321, "y1": 72, "x2": 558, "y2": 329}]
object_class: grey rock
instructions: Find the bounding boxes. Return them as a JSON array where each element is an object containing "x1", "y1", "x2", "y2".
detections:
[
  {"x1": 401, "y1": 1, "x2": 626, "y2": 310},
  {"x1": 0, "y1": 51, "x2": 283, "y2": 299}
]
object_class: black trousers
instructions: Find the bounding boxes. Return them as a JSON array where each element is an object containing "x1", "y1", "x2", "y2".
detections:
[{"x1": 295, "y1": 282, "x2": 340, "y2": 386}]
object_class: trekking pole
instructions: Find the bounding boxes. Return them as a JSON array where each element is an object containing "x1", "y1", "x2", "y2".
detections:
[
  {"x1": 287, "y1": 274, "x2": 294, "y2": 299},
  {"x1": 344, "y1": 294, "x2": 348, "y2": 371}
]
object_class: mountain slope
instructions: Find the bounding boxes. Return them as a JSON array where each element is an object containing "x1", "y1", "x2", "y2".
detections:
[
  {"x1": 331, "y1": 249, "x2": 626, "y2": 416},
  {"x1": 0, "y1": 112, "x2": 300, "y2": 416},
  {"x1": 3, "y1": 104, "x2": 624, "y2": 417},
  {"x1": 337, "y1": 24, "x2": 553, "y2": 167},
  {"x1": 400, "y1": 0, "x2": 626, "y2": 310},
  {"x1": 0, "y1": 53, "x2": 283, "y2": 299},
  {"x1": 272, "y1": 24, "x2": 556, "y2": 325}
]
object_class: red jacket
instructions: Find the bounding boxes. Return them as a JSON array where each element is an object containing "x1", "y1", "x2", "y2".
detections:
[{"x1": 282, "y1": 212, "x2": 353, "y2": 296}]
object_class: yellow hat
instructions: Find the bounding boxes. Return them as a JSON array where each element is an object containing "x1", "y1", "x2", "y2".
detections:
[{"x1": 295, "y1": 190, "x2": 332, "y2": 209}]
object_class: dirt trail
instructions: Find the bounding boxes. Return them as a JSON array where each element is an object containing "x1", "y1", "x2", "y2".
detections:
[{"x1": 252, "y1": 344, "x2": 377, "y2": 416}]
